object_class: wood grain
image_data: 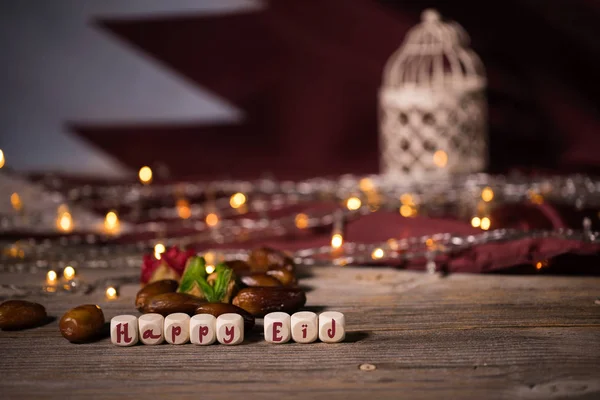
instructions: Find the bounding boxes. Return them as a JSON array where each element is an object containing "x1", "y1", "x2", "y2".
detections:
[{"x1": 0, "y1": 267, "x2": 599, "y2": 400}]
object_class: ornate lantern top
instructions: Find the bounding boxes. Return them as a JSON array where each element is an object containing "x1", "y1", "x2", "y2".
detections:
[{"x1": 383, "y1": 9, "x2": 485, "y2": 91}]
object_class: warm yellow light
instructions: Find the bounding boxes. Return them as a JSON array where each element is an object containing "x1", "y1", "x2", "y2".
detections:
[
  {"x1": 63, "y1": 266, "x2": 75, "y2": 280},
  {"x1": 387, "y1": 238, "x2": 399, "y2": 251},
  {"x1": 106, "y1": 286, "x2": 118, "y2": 300},
  {"x1": 481, "y1": 187, "x2": 494, "y2": 202},
  {"x1": 229, "y1": 192, "x2": 247, "y2": 209},
  {"x1": 205, "y1": 213, "x2": 219, "y2": 227},
  {"x1": 346, "y1": 196, "x2": 362, "y2": 211},
  {"x1": 425, "y1": 238, "x2": 435, "y2": 248},
  {"x1": 535, "y1": 261, "x2": 543, "y2": 270},
  {"x1": 0, "y1": 149, "x2": 4, "y2": 168},
  {"x1": 400, "y1": 193, "x2": 415, "y2": 206},
  {"x1": 104, "y1": 210, "x2": 120, "y2": 233},
  {"x1": 154, "y1": 243, "x2": 166, "y2": 259},
  {"x1": 295, "y1": 213, "x2": 309, "y2": 229},
  {"x1": 138, "y1": 166, "x2": 153, "y2": 184},
  {"x1": 433, "y1": 150, "x2": 448, "y2": 168},
  {"x1": 176, "y1": 199, "x2": 191, "y2": 219},
  {"x1": 10, "y1": 193, "x2": 22, "y2": 212},
  {"x1": 46, "y1": 270, "x2": 58, "y2": 284},
  {"x1": 400, "y1": 204, "x2": 416, "y2": 217},
  {"x1": 480, "y1": 217, "x2": 491, "y2": 230},
  {"x1": 359, "y1": 178, "x2": 374, "y2": 192},
  {"x1": 57, "y1": 211, "x2": 73, "y2": 232},
  {"x1": 471, "y1": 216, "x2": 481, "y2": 228},
  {"x1": 371, "y1": 248, "x2": 384, "y2": 260},
  {"x1": 331, "y1": 233, "x2": 343, "y2": 249},
  {"x1": 205, "y1": 265, "x2": 216, "y2": 274},
  {"x1": 528, "y1": 190, "x2": 544, "y2": 205}
]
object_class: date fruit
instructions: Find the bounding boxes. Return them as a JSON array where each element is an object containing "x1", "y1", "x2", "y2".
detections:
[
  {"x1": 59, "y1": 304, "x2": 105, "y2": 343},
  {"x1": 248, "y1": 247, "x2": 295, "y2": 273},
  {"x1": 142, "y1": 292, "x2": 205, "y2": 316},
  {"x1": 232, "y1": 287, "x2": 306, "y2": 317},
  {"x1": 135, "y1": 279, "x2": 179, "y2": 311},
  {"x1": 0, "y1": 300, "x2": 47, "y2": 330},
  {"x1": 266, "y1": 268, "x2": 297, "y2": 287},
  {"x1": 224, "y1": 260, "x2": 253, "y2": 277},
  {"x1": 240, "y1": 273, "x2": 282, "y2": 288},
  {"x1": 195, "y1": 303, "x2": 255, "y2": 330}
]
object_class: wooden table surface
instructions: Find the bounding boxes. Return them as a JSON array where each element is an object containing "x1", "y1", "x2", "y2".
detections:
[{"x1": 1, "y1": 266, "x2": 599, "y2": 399}]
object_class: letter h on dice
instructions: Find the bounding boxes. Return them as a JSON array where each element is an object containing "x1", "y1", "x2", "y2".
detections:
[
  {"x1": 111, "y1": 315, "x2": 139, "y2": 346},
  {"x1": 138, "y1": 313, "x2": 164, "y2": 345},
  {"x1": 264, "y1": 312, "x2": 291, "y2": 344}
]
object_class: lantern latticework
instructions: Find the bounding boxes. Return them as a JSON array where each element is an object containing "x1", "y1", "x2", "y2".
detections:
[{"x1": 379, "y1": 9, "x2": 487, "y2": 179}]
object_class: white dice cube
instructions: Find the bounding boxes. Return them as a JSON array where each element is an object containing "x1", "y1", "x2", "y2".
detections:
[
  {"x1": 318, "y1": 311, "x2": 345, "y2": 343},
  {"x1": 190, "y1": 314, "x2": 217, "y2": 345},
  {"x1": 216, "y1": 313, "x2": 244, "y2": 345},
  {"x1": 164, "y1": 313, "x2": 190, "y2": 345},
  {"x1": 138, "y1": 313, "x2": 164, "y2": 345},
  {"x1": 111, "y1": 315, "x2": 139, "y2": 346},
  {"x1": 264, "y1": 312, "x2": 291, "y2": 344},
  {"x1": 291, "y1": 311, "x2": 318, "y2": 343}
]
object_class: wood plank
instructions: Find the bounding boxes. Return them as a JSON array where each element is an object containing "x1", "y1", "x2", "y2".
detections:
[{"x1": 0, "y1": 267, "x2": 599, "y2": 400}]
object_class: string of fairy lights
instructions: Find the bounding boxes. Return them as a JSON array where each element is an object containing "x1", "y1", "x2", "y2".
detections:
[{"x1": 1, "y1": 155, "x2": 600, "y2": 299}]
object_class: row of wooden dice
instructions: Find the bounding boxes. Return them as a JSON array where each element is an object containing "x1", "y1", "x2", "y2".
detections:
[{"x1": 111, "y1": 311, "x2": 345, "y2": 346}]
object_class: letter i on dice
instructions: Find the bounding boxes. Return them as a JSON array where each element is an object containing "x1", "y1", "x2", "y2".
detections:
[
  {"x1": 264, "y1": 312, "x2": 291, "y2": 344},
  {"x1": 318, "y1": 311, "x2": 345, "y2": 343},
  {"x1": 164, "y1": 313, "x2": 190, "y2": 344},
  {"x1": 138, "y1": 313, "x2": 164, "y2": 345},
  {"x1": 291, "y1": 311, "x2": 318, "y2": 343},
  {"x1": 190, "y1": 314, "x2": 216, "y2": 345},
  {"x1": 216, "y1": 313, "x2": 244, "y2": 345},
  {"x1": 111, "y1": 315, "x2": 139, "y2": 346}
]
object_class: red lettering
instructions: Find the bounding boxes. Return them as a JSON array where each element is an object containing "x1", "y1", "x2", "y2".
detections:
[
  {"x1": 171, "y1": 326, "x2": 182, "y2": 343},
  {"x1": 198, "y1": 326, "x2": 209, "y2": 343},
  {"x1": 272, "y1": 322, "x2": 283, "y2": 342},
  {"x1": 327, "y1": 319, "x2": 336, "y2": 339},
  {"x1": 143, "y1": 329, "x2": 161, "y2": 340},
  {"x1": 223, "y1": 325, "x2": 235, "y2": 344},
  {"x1": 116, "y1": 323, "x2": 132, "y2": 344},
  {"x1": 301, "y1": 324, "x2": 307, "y2": 339}
]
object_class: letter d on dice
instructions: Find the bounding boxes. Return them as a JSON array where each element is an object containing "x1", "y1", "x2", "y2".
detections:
[
  {"x1": 164, "y1": 313, "x2": 190, "y2": 345},
  {"x1": 111, "y1": 315, "x2": 139, "y2": 346},
  {"x1": 264, "y1": 312, "x2": 291, "y2": 344},
  {"x1": 216, "y1": 313, "x2": 243, "y2": 345},
  {"x1": 318, "y1": 311, "x2": 345, "y2": 343}
]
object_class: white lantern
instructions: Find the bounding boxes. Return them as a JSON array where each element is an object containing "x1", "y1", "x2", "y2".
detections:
[{"x1": 379, "y1": 9, "x2": 487, "y2": 180}]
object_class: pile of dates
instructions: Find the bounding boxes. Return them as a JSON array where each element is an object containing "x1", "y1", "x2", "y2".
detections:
[{"x1": 136, "y1": 246, "x2": 307, "y2": 331}]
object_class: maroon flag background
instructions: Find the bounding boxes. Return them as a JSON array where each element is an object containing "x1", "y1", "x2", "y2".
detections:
[{"x1": 69, "y1": 0, "x2": 600, "y2": 181}]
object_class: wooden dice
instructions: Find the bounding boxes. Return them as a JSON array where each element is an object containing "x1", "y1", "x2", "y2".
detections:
[{"x1": 110, "y1": 311, "x2": 345, "y2": 346}]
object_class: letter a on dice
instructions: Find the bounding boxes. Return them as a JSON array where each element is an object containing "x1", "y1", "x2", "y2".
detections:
[
  {"x1": 138, "y1": 313, "x2": 164, "y2": 345},
  {"x1": 264, "y1": 312, "x2": 291, "y2": 344},
  {"x1": 318, "y1": 311, "x2": 345, "y2": 343},
  {"x1": 111, "y1": 315, "x2": 139, "y2": 346},
  {"x1": 216, "y1": 313, "x2": 244, "y2": 345},
  {"x1": 190, "y1": 314, "x2": 216, "y2": 345},
  {"x1": 291, "y1": 311, "x2": 318, "y2": 343},
  {"x1": 164, "y1": 313, "x2": 190, "y2": 345}
]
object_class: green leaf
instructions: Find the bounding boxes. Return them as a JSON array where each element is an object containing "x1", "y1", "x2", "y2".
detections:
[
  {"x1": 212, "y1": 264, "x2": 233, "y2": 302},
  {"x1": 178, "y1": 256, "x2": 207, "y2": 294}
]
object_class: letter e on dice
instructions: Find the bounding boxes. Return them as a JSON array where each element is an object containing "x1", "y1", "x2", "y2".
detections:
[{"x1": 264, "y1": 312, "x2": 291, "y2": 344}]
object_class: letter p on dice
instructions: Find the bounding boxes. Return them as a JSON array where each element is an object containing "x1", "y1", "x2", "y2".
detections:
[
  {"x1": 111, "y1": 315, "x2": 139, "y2": 346},
  {"x1": 164, "y1": 313, "x2": 190, "y2": 345},
  {"x1": 318, "y1": 311, "x2": 345, "y2": 343}
]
